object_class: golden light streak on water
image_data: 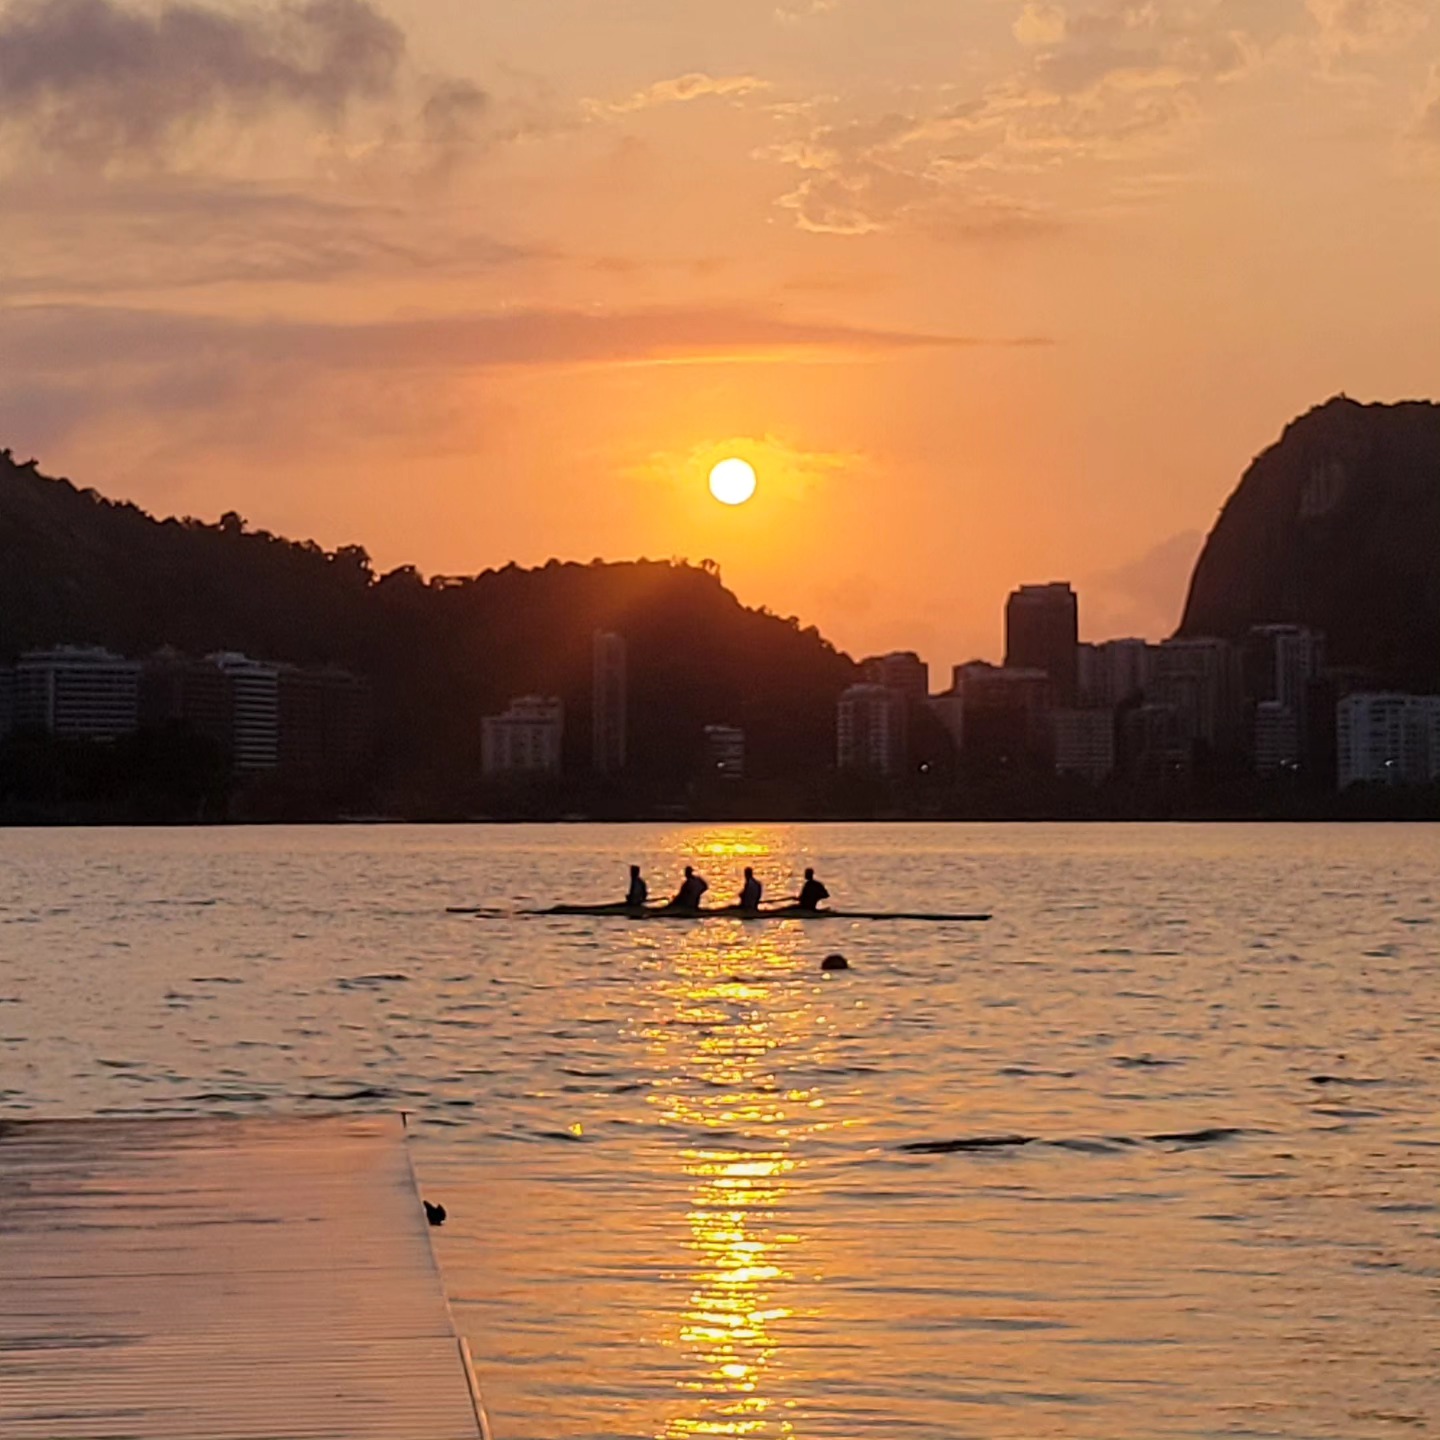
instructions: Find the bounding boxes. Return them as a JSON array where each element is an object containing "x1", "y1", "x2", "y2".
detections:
[{"x1": 637, "y1": 868, "x2": 819, "y2": 1440}]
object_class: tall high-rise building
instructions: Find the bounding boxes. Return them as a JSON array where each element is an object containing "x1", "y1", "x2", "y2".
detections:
[
  {"x1": 837, "y1": 684, "x2": 908, "y2": 775},
  {"x1": 592, "y1": 631, "x2": 627, "y2": 775},
  {"x1": 860, "y1": 651, "x2": 930, "y2": 700},
  {"x1": 13, "y1": 646, "x2": 140, "y2": 740},
  {"x1": 1337, "y1": 693, "x2": 1440, "y2": 788},
  {"x1": 1005, "y1": 583, "x2": 1079, "y2": 702},
  {"x1": 483, "y1": 696, "x2": 564, "y2": 777}
]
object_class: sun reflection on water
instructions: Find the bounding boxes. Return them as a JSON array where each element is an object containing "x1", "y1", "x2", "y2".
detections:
[{"x1": 633, "y1": 845, "x2": 828, "y2": 1440}]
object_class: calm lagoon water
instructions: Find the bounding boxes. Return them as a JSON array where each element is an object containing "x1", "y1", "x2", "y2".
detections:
[{"x1": 1, "y1": 822, "x2": 1438, "y2": 1439}]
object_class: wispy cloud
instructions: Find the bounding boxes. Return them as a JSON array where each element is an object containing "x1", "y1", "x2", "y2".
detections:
[
  {"x1": 762, "y1": 0, "x2": 1309, "y2": 239},
  {"x1": 591, "y1": 71, "x2": 770, "y2": 117},
  {"x1": 0, "y1": 175, "x2": 534, "y2": 297}
]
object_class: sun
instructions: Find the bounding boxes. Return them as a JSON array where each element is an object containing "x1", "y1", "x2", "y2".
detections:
[{"x1": 708, "y1": 458, "x2": 757, "y2": 506}]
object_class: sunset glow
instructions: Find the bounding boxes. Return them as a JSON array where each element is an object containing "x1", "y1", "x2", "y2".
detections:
[{"x1": 3, "y1": 0, "x2": 1438, "y2": 662}]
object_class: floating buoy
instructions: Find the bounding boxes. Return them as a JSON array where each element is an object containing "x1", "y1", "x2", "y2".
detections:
[
  {"x1": 423, "y1": 1200, "x2": 447, "y2": 1226},
  {"x1": 821, "y1": 953, "x2": 849, "y2": 971}
]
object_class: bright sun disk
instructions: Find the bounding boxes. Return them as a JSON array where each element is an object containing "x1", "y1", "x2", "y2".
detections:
[{"x1": 709, "y1": 458, "x2": 757, "y2": 506}]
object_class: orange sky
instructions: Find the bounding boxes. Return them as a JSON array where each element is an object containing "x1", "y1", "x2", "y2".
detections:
[{"x1": 3, "y1": 0, "x2": 1440, "y2": 668}]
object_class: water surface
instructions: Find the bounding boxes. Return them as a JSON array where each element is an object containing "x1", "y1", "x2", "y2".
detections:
[{"x1": 2, "y1": 823, "x2": 1437, "y2": 1438}]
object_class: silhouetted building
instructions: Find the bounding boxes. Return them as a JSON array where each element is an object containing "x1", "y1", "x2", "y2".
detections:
[
  {"x1": 1337, "y1": 693, "x2": 1440, "y2": 788},
  {"x1": 592, "y1": 631, "x2": 627, "y2": 775},
  {"x1": 1078, "y1": 638, "x2": 1151, "y2": 708},
  {"x1": 1243, "y1": 625, "x2": 1326, "y2": 776},
  {"x1": 952, "y1": 662, "x2": 1052, "y2": 765},
  {"x1": 141, "y1": 649, "x2": 232, "y2": 751},
  {"x1": 208, "y1": 653, "x2": 280, "y2": 770},
  {"x1": 1150, "y1": 637, "x2": 1242, "y2": 752},
  {"x1": 837, "y1": 684, "x2": 908, "y2": 776},
  {"x1": 860, "y1": 651, "x2": 930, "y2": 701},
  {"x1": 142, "y1": 651, "x2": 369, "y2": 779},
  {"x1": 278, "y1": 666, "x2": 373, "y2": 778},
  {"x1": 1005, "y1": 583, "x2": 1078, "y2": 703},
  {"x1": 1052, "y1": 708, "x2": 1116, "y2": 785},
  {"x1": 483, "y1": 696, "x2": 564, "y2": 777},
  {"x1": 1119, "y1": 702, "x2": 1192, "y2": 785},
  {"x1": 1254, "y1": 701, "x2": 1300, "y2": 778},
  {"x1": 926, "y1": 692, "x2": 965, "y2": 752},
  {"x1": 702, "y1": 725, "x2": 745, "y2": 782},
  {"x1": 13, "y1": 646, "x2": 140, "y2": 740}
]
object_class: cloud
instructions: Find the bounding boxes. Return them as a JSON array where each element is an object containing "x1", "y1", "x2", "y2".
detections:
[
  {"x1": 1414, "y1": 63, "x2": 1440, "y2": 141},
  {"x1": 0, "y1": 302, "x2": 1047, "y2": 473},
  {"x1": 1082, "y1": 529, "x2": 1205, "y2": 640},
  {"x1": 2, "y1": 301, "x2": 1045, "y2": 381},
  {"x1": 0, "y1": 0, "x2": 503, "y2": 185},
  {"x1": 765, "y1": 0, "x2": 1302, "y2": 239},
  {"x1": 1014, "y1": 4, "x2": 1068, "y2": 47},
  {"x1": 593, "y1": 72, "x2": 770, "y2": 117},
  {"x1": 767, "y1": 100, "x2": 1067, "y2": 239},
  {"x1": 1307, "y1": 0, "x2": 1431, "y2": 54},
  {"x1": 0, "y1": 0, "x2": 406, "y2": 160},
  {"x1": 774, "y1": 0, "x2": 838, "y2": 22},
  {"x1": 1019, "y1": 1, "x2": 1253, "y2": 102},
  {"x1": 0, "y1": 174, "x2": 535, "y2": 297}
]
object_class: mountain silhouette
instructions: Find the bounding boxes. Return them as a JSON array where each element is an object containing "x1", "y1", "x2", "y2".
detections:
[{"x1": 1179, "y1": 396, "x2": 1440, "y2": 687}]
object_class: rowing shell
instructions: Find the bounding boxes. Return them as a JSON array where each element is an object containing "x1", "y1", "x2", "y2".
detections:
[{"x1": 447, "y1": 903, "x2": 991, "y2": 922}]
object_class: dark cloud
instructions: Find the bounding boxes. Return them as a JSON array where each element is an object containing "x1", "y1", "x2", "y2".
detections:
[
  {"x1": 2, "y1": 302, "x2": 1044, "y2": 379},
  {"x1": 0, "y1": 301, "x2": 1049, "y2": 474},
  {"x1": 0, "y1": 0, "x2": 419, "y2": 161}
]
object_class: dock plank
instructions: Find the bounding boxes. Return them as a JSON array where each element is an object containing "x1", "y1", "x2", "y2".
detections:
[{"x1": 0, "y1": 1115, "x2": 487, "y2": 1440}]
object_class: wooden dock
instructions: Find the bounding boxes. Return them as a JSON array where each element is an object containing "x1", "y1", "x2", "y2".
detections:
[{"x1": 0, "y1": 1114, "x2": 490, "y2": 1440}]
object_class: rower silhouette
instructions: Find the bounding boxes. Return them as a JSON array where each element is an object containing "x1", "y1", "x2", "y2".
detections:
[
  {"x1": 669, "y1": 865, "x2": 708, "y2": 910},
  {"x1": 625, "y1": 864, "x2": 648, "y2": 907},
  {"x1": 797, "y1": 867, "x2": 829, "y2": 912},
  {"x1": 738, "y1": 866, "x2": 762, "y2": 911}
]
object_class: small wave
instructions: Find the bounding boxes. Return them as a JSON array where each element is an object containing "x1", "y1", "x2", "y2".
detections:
[
  {"x1": 1309, "y1": 1074, "x2": 1385, "y2": 1086},
  {"x1": 1148, "y1": 1127, "x2": 1244, "y2": 1146},
  {"x1": 1114, "y1": 1055, "x2": 1178, "y2": 1069},
  {"x1": 301, "y1": 1085, "x2": 396, "y2": 1102},
  {"x1": 337, "y1": 972, "x2": 411, "y2": 989},
  {"x1": 1046, "y1": 1137, "x2": 1129, "y2": 1155},
  {"x1": 900, "y1": 1135, "x2": 1034, "y2": 1154}
]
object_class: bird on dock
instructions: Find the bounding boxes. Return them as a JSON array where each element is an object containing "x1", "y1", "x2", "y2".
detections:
[{"x1": 423, "y1": 1200, "x2": 447, "y2": 1226}]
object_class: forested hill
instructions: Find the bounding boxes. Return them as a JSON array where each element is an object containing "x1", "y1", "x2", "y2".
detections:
[{"x1": 0, "y1": 449, "x2": 859, "y2": 807}]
